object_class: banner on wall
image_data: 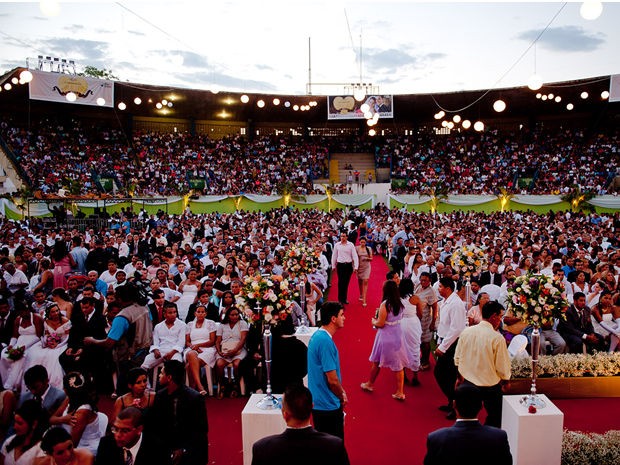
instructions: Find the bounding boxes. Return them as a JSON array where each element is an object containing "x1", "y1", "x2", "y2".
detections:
[
  {"x1": 610, "y1": 74, "x2": 620, "y2": 103},
  {"x1": 327, "y1": 95, "x2": 394, "y2": 120},
  {"x1": 29, "y1": 70, "x2": 114, "y2": 107}
]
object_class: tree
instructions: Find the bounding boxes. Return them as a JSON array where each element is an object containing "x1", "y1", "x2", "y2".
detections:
[
  {"x1": 561, "y1": 186, "x2": 596, "y2": 213},
  {"x1": 79, "y1": 66, "x2": 118, "y2": 81},
  {"x1": 421, "y1": 181, "x2": 449, "y2": 215}
]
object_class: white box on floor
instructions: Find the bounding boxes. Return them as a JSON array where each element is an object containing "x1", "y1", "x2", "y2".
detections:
[
  {"x1": 501, "y1": 394, "x2": 563, "y2": 465},
  {"x1": 241, "y1": 393, "x2": 286, "y2": 465}
]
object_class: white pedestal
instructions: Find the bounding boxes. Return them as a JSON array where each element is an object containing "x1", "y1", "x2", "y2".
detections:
[
  {"x1": 241, "y1": 393, "x2": 286, "y2": 465},
  {"x1": 295, "y1": 326, "x2": 318, "y2": 387},
  {"x1": 501, "y1": 394, "x2": 563, "y2": 465}
]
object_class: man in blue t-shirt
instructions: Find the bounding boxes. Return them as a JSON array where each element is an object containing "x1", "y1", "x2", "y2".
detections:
[{"x1": 307, "y1": 301, "x2": 347, "y2": 439}]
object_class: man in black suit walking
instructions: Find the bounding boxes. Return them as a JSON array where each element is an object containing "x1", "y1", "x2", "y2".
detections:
[
  {"x1": 96, "y1": 407, "x2": 169, "y2": 465},
  {"x1": 251, "y1": 385, "x2": 350, "y2": 465},
  {"x1": 424, "y1": 384, "x2": 512, "y2": 465}
]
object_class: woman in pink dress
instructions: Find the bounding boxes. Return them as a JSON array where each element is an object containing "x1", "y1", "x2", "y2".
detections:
[
  {"x1": 360, "y1": 280, "x2": 409, "y2": 401},
  {"x1": 51, "y1": 241, "x2": 75, "y2": 290}
]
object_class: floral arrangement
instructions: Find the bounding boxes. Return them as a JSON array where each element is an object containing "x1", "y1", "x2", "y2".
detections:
[
  {"x1": 562, "y1": 430, "x2": 620, "y2": 465},
  {"x1": 45, "y1": 331, "x2": 62, "y2": 347},
  {"x1": 6, "y1": 346, "x2": 25, "y2": 361},
  {"x1": 511, "y1": 352, "x2": 620, "y2": 379},
  {"x1": 239, "y1": 274, "x2": 299, "y2": 326},
  {"x1": 285, "y1": 243, "x2": 322, "y2": 276},
  {"x1": 506, "y1": 272, "x2": 569, "y2": 327},
  {"x1": 450, "y1": 245, "x2": 487, "y2": 278}
]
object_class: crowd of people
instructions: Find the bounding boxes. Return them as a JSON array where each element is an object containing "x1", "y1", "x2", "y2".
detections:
[
  {"x1": 387, "y1": 127, "x2": 618, "y2": 195},
  {"x1": 0, "y1": 203, "x2": 618, "y2": 463},
  {"x1": 0, "y1": 120, "x2": 329, "y2": 197},
  {"x1": 2, "y1": 119, "x2": 618, "y2": 198}
]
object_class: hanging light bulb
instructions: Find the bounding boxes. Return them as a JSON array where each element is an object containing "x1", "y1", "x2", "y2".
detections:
[
  {"x1": 273, "y1": 98, "x2": 280, "y2": 106},
  {"x1": 493, "y1": 100, "x2": 506, "y2": 112},
  {"x1": 536, "y1": 93, "x2": 542, "y2": 99},
  {"x1": 441, "y1": 120, "x2": 448, "y2": 128},
  {"x1": 19, "y1": 70, "x2": 33, "y2": 83},
  {"x1": 353, "y1": 87, "x2": 366, "y2": 102},
  {"x1": 555, "y1": 96, "x2": 562, "y2": 103},
  {"x1": 580, "y1": 92, "x2": 589, "y2": 99},
  {"x1": 118, "y1": 102, "x2": 127, "y2": 110},
  {"x1": 566, "y1": 103, "x2": 574, "y2": 110},
  {"x1": 452, "y1": 115, "x2": 461, "y2": 123},
  {"x1": 447, "y1": 121, "x2": 455, "y2": 129},
  {"x1": 66, "y1": 92, "x2": 77, "y2": 102},
  {"x1": 257, "y1": 100, "x2": 265, "y2": 108},
  {"x1": 462, "y1": 120, "x2": 471, "y2": 129},
  {"x1": 156, "y1": 102, "x2": 163, "y2": 109},
  {"x1": 473, "y1": 121, "x2": 485, "y2": 132},
  {"x1": 580, "y1": 1, "x2": 603, "y2": 20},
  {"x1": 547, "y1": 93, "x2": 554, "y2": 99},
  {"x1": 528, "y1": 74, "x2": 543, "y2": 91},
  {"x1": 134, "y1": 97, "x2": 142, "y2": 105},
  {"x1": 96, "y1": 98, "x2": 106, "y2": 106},
  {"x1": 240, "y1": 95, "x2": 249, "y2": 103},
  {"x1": 368, "y1": 129, "x2": 376, "y2": 136},
  {"x1": 361, "y1": 103, "x2": 370, "y2": 113},
  {"x1": 601, "y1": 91, "x2": 610, "y2": 100},
  {"x1": 434, "y1": 110, "x2": 445, "y2": 120}
]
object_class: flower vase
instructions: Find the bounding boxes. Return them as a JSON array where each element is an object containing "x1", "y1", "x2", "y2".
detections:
[
  {"x1": 297, "y1": 274, "x2": 309, "y2": 333},
  {"x1": 257, "y1": 323, "x2": 281, "y2": 410},
  {"x1": 520, "y1": 325, "x2": 546, "y2": 409},
  {"x1": 464, "y1": 277, "x2": 472, "y2": 311}
]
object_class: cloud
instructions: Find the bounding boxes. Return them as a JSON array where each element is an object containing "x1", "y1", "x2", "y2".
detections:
[
  {"x1": 149, "y1": 50, "x2": 209, "y2": 68},
  {"x1": 128, "y1": 30, "x2": 145, "y2": 36},
  {"x1": 359, "y1": 47, "x2": 446, "y2": 73},
  {"x1": 178, "y1": 71, "x2": 277, "y2": 92},
  {"x1": 63, "y1": 24, "x2": 85, "y2": 34},
  {"x1": 517, "y1": 26, "x2": 605, "y2": 52},
  {"x1": 255, "y1": 64, "x2": 273, "y2": 71},
  {"x1": 44, "y1": 38, "x2": 108, "y2": 61}
]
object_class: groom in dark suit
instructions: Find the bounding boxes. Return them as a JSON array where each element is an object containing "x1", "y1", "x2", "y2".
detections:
[
  {"x1": 96, "y1": 407, "x2": 169, "y2": 465},
  {"x1": 424, "y1": 384, "x2": 512, "y2": 465},
  {"x1": 251, "y1": 385, "x2": 350, "y2": 465}
]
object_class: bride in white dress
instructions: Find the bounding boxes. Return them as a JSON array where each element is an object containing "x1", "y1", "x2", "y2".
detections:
[
  {"x1": 177, "y1": 269, "x2": 200, "y2": 321},
  {"x1": 23, "y1": 304, "x2": 71, "y2": 390},
  {"x1": 0, "y1": 302, "x2": 44, "y2": 391}
]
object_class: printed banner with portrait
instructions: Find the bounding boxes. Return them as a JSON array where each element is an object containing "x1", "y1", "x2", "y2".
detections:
[
  {"x1": 327, "y1": 95, "x2": 394, "y2": 120},
  {"x1": 28, "y1": 70, "x2": 114, "y2": 107}
]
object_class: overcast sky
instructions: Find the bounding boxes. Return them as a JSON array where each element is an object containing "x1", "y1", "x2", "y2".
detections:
[{"x1": 1, "y1": 1, "x2": 619, "y2": 95}]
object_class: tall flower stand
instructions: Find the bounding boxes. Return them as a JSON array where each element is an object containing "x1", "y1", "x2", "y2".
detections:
[
  {"x1": 256, "y1": 324, "x2": 281, "y2": 410},
  {"x1": 520, "y1": 326, "x2": 546, "y2": 409},
  {"x1": 501, "y1": 394, "x2": 563, "y2": 465}
]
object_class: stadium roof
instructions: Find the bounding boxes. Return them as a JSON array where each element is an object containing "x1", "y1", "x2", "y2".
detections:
[{"x1": 0, "y1": 67, "x2": 617, "y2": 128}]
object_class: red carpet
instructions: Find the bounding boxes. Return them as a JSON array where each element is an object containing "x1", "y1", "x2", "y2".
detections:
[{"x1": 118, "y1": 255, "x2": 618, "y2": 464}]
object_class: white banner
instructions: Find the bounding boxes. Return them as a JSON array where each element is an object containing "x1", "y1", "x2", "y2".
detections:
[
  {"x1": 512, "y1": 195, "x2": 563, "y2": 206},
  {"x1": 610, "y1": 74, "x2": 620, "y2": 103},
  {"x1": 243, "y1": 194, "x2": 282, "y2": 203},
  {"x1": 444, "y1": 195, "x2": 497, "y2": 206},
  {"x1": 191, "y1": 195, "x2": 230, "y2": 203},
  {"x1": 587, "y1": 195, "x2": 620, "y2": 209},
  {"x1": 388, "y1": 194, "x2": 431, "y2": 205},
  {"x1": 29, "y1": 70, "x2": 114, "y2": 107},
  {"x1": 332, "y1": 194, "x2": 374, "y2": 207}
]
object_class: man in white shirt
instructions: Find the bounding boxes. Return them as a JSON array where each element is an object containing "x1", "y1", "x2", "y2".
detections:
[
  {"x1": 141, "y1": 302, "x2": 186, "y2": 369},
  {"x1": 433, "y1": 277, "x2": 467, "y2": 420},
  {"x1": 331, "y1": 233, "x2": 358, "y2": 305}
]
